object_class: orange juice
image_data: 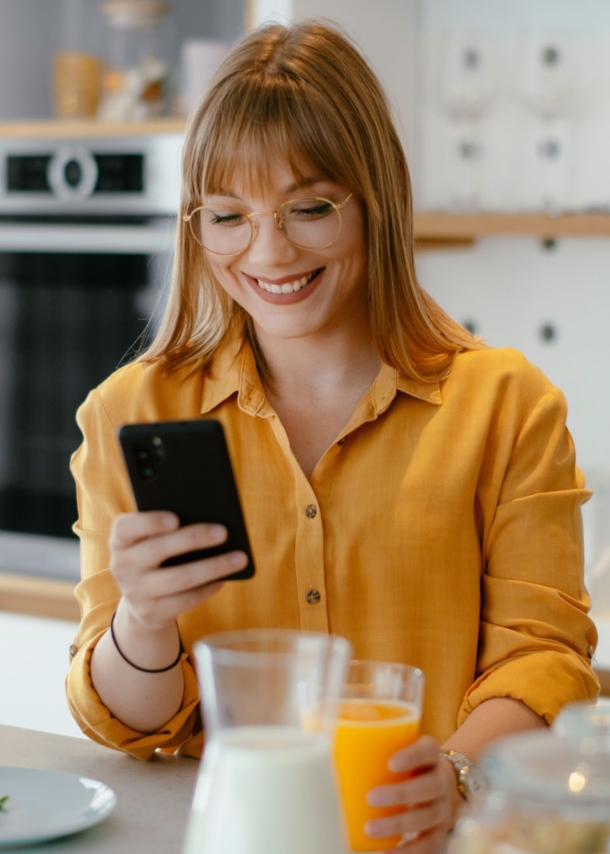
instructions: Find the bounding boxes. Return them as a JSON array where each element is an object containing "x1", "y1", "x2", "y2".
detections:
[{"x1": 334, "y1": 698, "x2": 420, "y2": 852}]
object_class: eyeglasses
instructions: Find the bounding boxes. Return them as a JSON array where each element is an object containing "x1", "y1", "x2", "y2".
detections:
[{"x1": 183, "y1": 193, "x2": 353, "y2": 256}]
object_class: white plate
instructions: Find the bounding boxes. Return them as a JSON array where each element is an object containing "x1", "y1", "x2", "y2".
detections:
[{"x1": 0, "y1": 766, "x2": 117, "y2": 848}]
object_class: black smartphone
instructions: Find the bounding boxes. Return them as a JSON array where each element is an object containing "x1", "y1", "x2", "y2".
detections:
[{"x1": 118, "y1": 419, "x2": 255, "y2": 580}]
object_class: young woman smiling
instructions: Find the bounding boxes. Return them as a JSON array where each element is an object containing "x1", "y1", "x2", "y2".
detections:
[{"x1": 67, "y1": 21, "x2": 598, "y2": 854}]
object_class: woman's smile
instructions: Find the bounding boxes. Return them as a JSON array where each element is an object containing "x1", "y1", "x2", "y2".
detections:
[{"x1": 242, "y1": 267, "x2": 325, "y2": 302}]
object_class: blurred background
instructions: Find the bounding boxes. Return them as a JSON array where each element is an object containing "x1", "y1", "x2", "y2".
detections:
[{"x1": 1, "y1": 0, "x2": 610, "y2": 736}]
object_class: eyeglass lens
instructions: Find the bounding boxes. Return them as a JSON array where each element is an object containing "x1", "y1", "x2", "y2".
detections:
[{"x1": 189, "y1": 198, "x2": 342, "y2": 254}]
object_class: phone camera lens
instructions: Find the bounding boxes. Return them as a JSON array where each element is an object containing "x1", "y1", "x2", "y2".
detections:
[
  {"x1": 151, "y1": 436, "x2": 166, "y2": 460},
  {"x1": 137, "y1": 450, "x2": 149, "y2": 460},
  {"x1": 142, "y1": 467, "x2": 155, "y2": 478}
]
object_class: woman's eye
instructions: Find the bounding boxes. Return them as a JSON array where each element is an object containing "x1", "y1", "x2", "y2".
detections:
[
  {"x1": 289, "y1": 202, "x2": 333, "y2": 219},
  {"x1": 210, "y1": 211, "x2": 246, "y2": 226}
]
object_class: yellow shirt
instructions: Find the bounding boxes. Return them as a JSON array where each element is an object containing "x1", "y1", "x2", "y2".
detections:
[{"x1": 67, "y1": 334, "x2": 599, "y2": 760}]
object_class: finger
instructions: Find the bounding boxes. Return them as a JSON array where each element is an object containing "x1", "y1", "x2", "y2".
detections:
[
  {"x1": 110, "y1": 511, "x2": 179, "y2": 550},
  {"x1": 141, "y1": 550, "x2": 249, "y2": 599},
  {"x1": 129, "y1": 580, "x2": 226, "y2": 628},
  {"x1": 391, "y1": 826, "x2": 448, "y2": 854},
  {"x1": 368, "y1": 765, "x2": 447, "y2": 809},
  {"x1": 120, "y1": 521, "x2": 229, "y2": 570},
  {"x1": 389, "y1": 735, "x2": 440, "y2": 774},
  {"x1": 365, "y1": 799, "x2": 447, "y2": 841}
]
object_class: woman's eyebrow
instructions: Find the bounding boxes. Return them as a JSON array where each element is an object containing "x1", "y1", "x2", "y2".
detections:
[{"x1": 283, "y1": 177, "x2": 326, "y2": 193}]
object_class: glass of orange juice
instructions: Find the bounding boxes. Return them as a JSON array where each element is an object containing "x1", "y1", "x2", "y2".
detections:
[{"x1": 334, "y1": 659, "x2": 425, "y2": 852}]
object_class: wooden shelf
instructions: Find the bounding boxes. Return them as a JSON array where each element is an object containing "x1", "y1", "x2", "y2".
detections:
[
  {"x1": 0, "y1": 572, "x2": 79, "y2": 621},
  {"x1": 0, "y1": 118, "x2": 186, "y2": 139},
  {"x1": 414, "y1": 211, "x2": 610, "y2": 245}
]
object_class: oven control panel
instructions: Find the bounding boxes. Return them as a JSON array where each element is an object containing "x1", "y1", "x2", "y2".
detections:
[
  {"x1": 0, "y1": 134, "x2": 182, "y2": 215},
  {"x1": 7, "y1": 153, "x2": 144, "y2": 194}
]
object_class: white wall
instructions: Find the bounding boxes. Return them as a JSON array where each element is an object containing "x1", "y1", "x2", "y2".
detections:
[{"x1": 0, "y1": 612, "x2": 83, "y2": 738}]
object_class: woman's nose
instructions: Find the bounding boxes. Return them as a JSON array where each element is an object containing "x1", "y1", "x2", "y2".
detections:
[{"x1": 246, "y1": 214, "x2": 299, "y2": 265}]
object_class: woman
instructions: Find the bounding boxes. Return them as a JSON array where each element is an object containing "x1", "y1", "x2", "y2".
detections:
[{"x1": 67, "y1": 21, "x2": 598, "y2": 852}]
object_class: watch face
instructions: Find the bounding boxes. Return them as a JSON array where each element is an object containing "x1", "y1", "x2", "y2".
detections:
[{"x1": 441, "y1": 751, "x2": 486, "y2": 802}]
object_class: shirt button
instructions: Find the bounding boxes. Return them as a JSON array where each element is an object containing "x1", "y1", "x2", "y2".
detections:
[
  {"x1": 306, "y1": 589, "x2": 321, "y2": 605},
  {"x1": 337, "y1": 438, "x2": 346, "y2": 446},
  {"x1": 305, "y1": 504, "x2": 317, "y2": 519},
  {"x1": 69, "y1": 644, "x2": 78, "y2": 658}
]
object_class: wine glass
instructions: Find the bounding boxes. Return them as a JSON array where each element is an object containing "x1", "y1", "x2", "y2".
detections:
[
  {"x1": 515, "y1": 33, "x2": 584, "y2": 213},
  {"x1": 428, "y1": 29, "x2": 497, "y2": 210}
]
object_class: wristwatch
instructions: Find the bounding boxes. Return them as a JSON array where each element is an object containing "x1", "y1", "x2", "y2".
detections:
[{"x1": 439, "y1": 749, "x2": 486, "y2": 803}]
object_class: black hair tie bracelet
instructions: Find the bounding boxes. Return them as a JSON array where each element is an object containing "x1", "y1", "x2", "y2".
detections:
[{"x1": 110, "y1": 611, "x2": 183, "y2": 673}]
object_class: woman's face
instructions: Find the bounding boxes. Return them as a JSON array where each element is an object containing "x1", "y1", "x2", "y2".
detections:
[{"x1": 202, "y1": 154, "x2": 368, "y2": 343}]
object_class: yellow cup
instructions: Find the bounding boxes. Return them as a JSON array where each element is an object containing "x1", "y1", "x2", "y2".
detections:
[
  {"x1": 53, "y1": 51, "x2": 102, "y2": 118},
  {"x1": 334, "y1": 660, "x2": 424, "y2": 852}
]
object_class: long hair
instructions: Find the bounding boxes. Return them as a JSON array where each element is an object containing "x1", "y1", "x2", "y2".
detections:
[{"x1": 139, "y1": 21, "x2": 482, "y2": 379}]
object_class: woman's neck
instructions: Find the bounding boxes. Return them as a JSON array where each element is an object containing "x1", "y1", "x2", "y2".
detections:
[{"x1": 254, "y1": 321, "x2": 381, "y2": 403}]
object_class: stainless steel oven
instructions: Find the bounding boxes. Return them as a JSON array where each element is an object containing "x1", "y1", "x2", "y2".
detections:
[{"x1": 0, "y1": 131, "x2": 182, "y2": 580}]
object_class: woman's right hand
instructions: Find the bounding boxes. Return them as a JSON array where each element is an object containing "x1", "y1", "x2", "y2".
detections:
[{"x1": 109, "y1": 511, "x2": 250, "y2": 631}]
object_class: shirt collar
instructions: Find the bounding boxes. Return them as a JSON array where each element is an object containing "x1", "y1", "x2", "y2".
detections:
[
  {"x1": 200, "y1": 330, "x2": 269, "y2": 416},
  {"x1": 200, "y1": 333, "x2": 443, "y2": 417}
]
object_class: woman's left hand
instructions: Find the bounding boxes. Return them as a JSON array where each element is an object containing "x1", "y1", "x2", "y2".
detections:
[{"x1": 365, "y1": 735, "x2": 462, "y2": 853}]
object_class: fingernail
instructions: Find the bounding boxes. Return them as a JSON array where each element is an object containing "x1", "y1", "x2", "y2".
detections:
[
  {"x1": 364, "y1": 821, "x2": 381, "y2": 838},
  {"x1": 366, "y1": 790, "x2": 384, "y2": 807},
  {"x1": 163, "y1": 514, "x2": 177, "y2": 528},
  {"x1": 230, "y1": 551, "x2": 248, "y2": 568},
  {"x1": 388, "y1": 757, "x2": 401, "y2": 773},
  {"x1": 209, "y1": 525, "x2": 226, "y2": 542}
]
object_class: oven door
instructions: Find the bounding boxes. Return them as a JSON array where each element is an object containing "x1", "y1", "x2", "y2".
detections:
[{"x1": 0, "y1": 219, "x2": 175, "y2": 579}]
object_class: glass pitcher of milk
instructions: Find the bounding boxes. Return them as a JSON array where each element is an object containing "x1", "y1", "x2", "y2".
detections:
[{"x1": 183, "y1": 628, "x2": 352, "y2": 854}]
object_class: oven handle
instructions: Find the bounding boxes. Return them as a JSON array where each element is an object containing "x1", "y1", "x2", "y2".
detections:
[{"x1": 0, "y1": 222, "x2": 176, "y2": 254}]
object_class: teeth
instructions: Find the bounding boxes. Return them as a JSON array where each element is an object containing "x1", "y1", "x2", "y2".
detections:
[{"x1": 256, "y1": 269, "x2": 318, "y2": 294}]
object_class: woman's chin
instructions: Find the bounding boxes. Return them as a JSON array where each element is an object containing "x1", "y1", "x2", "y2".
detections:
[{"x1": 250, "y1": 315, "x2": 325, "y2": 341}]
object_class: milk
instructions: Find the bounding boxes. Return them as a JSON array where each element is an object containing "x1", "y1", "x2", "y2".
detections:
[{"x1": 182, "y1": 726, "x2": 348, "y2": 854}]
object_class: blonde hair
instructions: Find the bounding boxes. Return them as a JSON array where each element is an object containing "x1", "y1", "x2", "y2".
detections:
[{"x1": 140, "y1": 21, "x2": 482, "y2": 380}]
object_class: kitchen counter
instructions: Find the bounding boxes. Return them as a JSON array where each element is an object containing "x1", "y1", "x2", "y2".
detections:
[{"x1": 0, "y1": 725, "x2": 198, "y2": 852}]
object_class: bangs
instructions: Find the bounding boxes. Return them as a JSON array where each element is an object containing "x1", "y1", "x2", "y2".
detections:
[{"x1": 193, "y1": 76, "x2": 362, "y2": 201}]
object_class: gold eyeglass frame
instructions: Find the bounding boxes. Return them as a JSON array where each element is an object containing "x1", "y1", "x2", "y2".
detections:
[{"x1": 183, "y1": 193, "x2": 353, "y2": 256}]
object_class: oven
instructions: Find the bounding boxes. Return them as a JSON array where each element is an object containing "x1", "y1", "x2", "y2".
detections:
[{"x1": 0, "y1": 132, "x2": 182, "y2": 580}]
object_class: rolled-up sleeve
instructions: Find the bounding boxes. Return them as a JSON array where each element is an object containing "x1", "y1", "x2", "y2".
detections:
[
  {"x1": 459, "y1": 386, "x2": 599, "y2": 726},
  {"x1": 66, "y1": 386, "x2": 201, "y2": 760}
]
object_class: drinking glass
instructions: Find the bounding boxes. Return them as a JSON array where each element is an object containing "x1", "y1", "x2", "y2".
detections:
[
  {"x1": 554, "y1": 699, "x2": 610, "y2": 743},
  {"x1": 183, "y1": 628, "x2": 352, "y2": 854},
  {"x1": 53, "y1": 51, "x2": 102, "y2": 118},
  {"x1": 334, "y1": 659, "x2": 425, "y2": 852}
]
